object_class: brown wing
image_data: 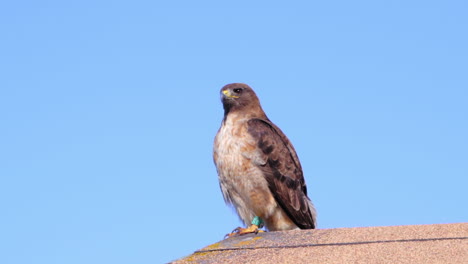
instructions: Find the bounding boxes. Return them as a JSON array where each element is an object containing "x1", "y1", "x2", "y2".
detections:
[{"x1": 247, "y1": 118, "x2": 316, "y2": 229}]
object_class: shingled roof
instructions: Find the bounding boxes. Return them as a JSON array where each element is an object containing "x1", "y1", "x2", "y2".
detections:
[{"x1": 172, "y1": 223, "x2": 468, "y2": 263}]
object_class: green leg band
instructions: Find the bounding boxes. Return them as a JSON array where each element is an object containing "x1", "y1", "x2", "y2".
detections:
[{"x1": 251, "y1": 216, "x2": 264, "y2": 228}]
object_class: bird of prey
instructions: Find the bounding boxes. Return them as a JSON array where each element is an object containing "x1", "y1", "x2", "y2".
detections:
[{"x1": 213, "y1": 83, "x2": 317, "y2": 237}]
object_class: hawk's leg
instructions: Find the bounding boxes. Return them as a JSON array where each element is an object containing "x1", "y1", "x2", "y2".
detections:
[{"x1": 225, "y1": 216, "x2": 265, "y2": 238}]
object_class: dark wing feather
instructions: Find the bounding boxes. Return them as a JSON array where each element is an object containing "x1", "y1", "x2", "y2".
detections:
[{"x1": 247, "y1": 118, "x2": 315, "y2": 229}]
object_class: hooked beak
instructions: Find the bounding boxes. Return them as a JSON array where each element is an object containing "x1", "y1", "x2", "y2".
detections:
[{"x1": 222, "y1": 89, "x2": 239, "y2": 98}]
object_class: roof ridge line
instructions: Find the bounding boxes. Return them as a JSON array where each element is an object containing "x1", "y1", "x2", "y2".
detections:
[{"x1": 195, "y1": 236, "x2": 468, "y2": 253}]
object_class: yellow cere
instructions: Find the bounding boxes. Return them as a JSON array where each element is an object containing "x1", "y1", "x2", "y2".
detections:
[{"x1": 222, "y1": 89, "x2": 239, "y2": 98}]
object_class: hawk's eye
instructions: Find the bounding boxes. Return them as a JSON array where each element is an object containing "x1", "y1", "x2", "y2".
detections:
[{"x1": 233, "y1": 88, "x2": 243, "y2": 93}]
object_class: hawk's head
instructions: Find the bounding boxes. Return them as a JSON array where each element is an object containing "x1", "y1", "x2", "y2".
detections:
[{"x1": 220, "y1": 83, "x2": 262, "y2": 116}]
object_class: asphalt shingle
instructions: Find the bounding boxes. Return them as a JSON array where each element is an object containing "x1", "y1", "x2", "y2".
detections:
[{"x1": 172, "y1": 223, "x2": 468, "y2": 263}]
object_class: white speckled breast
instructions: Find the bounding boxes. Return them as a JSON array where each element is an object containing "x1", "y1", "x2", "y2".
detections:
[{"x1": 213, "y1": 112, "x2": 276, "y2": 226}]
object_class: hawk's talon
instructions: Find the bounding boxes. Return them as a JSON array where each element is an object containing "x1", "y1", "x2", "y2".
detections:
[{"x1": 224, "y1": 224, "x2": 264, "y2": 238}]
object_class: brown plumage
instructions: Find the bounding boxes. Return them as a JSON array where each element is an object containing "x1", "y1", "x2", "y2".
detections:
[{"x1": 213, "y1": 83, "x2": 316, "y2": 234}]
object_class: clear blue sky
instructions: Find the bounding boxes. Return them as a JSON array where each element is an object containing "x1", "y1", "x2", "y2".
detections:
[{"x1": 1, "y1": 1, "x2": 467, "y2": 263}]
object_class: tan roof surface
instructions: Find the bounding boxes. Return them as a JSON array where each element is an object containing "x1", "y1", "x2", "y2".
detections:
[{"x1": 172, "y1": 223, "x2": 468, "y2": 263}]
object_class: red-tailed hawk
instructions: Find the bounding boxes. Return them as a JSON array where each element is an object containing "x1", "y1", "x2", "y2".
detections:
[{"x1": 213, "y1": 83, "x2": 317, "y2": 237}]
